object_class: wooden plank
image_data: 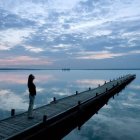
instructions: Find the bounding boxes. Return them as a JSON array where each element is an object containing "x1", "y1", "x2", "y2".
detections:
[
  {"x1": 0, "y1": 132, "x2": 8, "y2": 138},
  {"x1": 0, "y1": 122, "x2": 23, "y2": 131},
  {"x1": 5, "y1": 120, "x2": 35, "y2": 128},
  {"x1": 0, "y1": 127, "x2": 17, "y2": 136}
]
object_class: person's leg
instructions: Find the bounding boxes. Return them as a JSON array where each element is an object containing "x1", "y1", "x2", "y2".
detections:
[{"x1": 28, "y1": 95, "x2": 35, "y2": 118}]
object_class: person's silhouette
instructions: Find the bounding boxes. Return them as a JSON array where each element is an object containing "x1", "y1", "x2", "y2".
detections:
[{"x1": 27, "y1": 74, "x2": 36, "y2": 119}]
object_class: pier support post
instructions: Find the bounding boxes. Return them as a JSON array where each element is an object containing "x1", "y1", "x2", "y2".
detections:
[
  {"x1": 78, "y1": 126, "x2": 81, "y2": 131},
  {"x1": 76, "y1": 91, "x2": 78, "y2": 95},
  {"x1": 113, "y1": 95, "x2": 114, "y2": 99},
  {"x1": 105, "y1": 99, "x2": 109, "y2": 105},
  {"x1": 43, "y1": 115, "x2": 47, "y2": 123},
  {"x1": 89, "y1": 87, "x2": 91, "y2": 91},
  {"x1": 96, "y1": 93, "x2": 98, "y2": 97},
  {"x1": 11, "y1": 109, "x2": 15, "y2": 117},
  {"x1": 53, "y1": 97, "x2": 56, "y2": 102},
  {"x1": 78, "y1": 101, "x2": 81, "y2": 106}
]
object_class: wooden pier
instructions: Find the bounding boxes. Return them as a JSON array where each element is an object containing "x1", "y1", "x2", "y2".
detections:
[{"x1": 0, "y1": 74, "x2": 136, "y2": 140}]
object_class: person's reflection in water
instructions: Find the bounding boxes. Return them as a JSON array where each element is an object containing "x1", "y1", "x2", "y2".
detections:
[{"x1": 27, "y1": 74, "x2": 36, "y2": 119}]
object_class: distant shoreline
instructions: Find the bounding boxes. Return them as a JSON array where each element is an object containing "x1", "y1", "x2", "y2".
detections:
[{"x1": 0, "y1": 68, "x2": 140, "y2": 70}]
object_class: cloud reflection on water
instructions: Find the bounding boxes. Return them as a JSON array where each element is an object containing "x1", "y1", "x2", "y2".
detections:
[
  {"x1": 0, "y1": 89, "x2": 28, "y2": 111},
  {"x1": 76, "y1": 79, "x2": 106, "y2": 88},
  {"x1": 64, "y1": 71, "x2": 140, "y2": 140},
  {"x1": 0, "y1": 72, "x2": 56, "y2": 84},
  {"x1": 129, "y1": 84, "x2": 140, "y2": 90},
  {"x1": 0, "y1": 70, "x2": 140, "y2": 140}
]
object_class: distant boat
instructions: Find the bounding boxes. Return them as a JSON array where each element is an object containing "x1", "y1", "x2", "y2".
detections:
[{"x1": 62, "y1": 68, "x2": 70, "y2": 71}]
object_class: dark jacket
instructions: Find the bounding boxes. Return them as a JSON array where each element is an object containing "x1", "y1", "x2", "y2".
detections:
[{"x1": 28, "y1": 82, "x2": 36, "y2": 96}]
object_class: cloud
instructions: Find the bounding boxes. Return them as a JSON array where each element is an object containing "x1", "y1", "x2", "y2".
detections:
[
  {"x1": 24, "y1": 45, "x2": 44, "y2": 53},
  {"x1": 0, "y1": 28, "x2": 35, "y2": 50},
  {"x1": 0, "y1": 1, "x2": 48, "y2": 23},
  {"x1": 69, "y1": 20, "x2": 107, "y2": 32},
  {"x1": 35, "y1": 74, "x2": 56, "y2": 83},
  {"x1": 0, "y1": 72, "x2": 56, "y2": 85},
  {"x1": 36, "y1": 87, "x2": 45, "y2": 93},
  {"x1": 121, "y1": 32, "x2": 140, "y2": 39},
  {"x1": 76, "y1": 50, "x2": 140, "y2": 60},
  {"x1": 0, "y1": 44, "x2": 11, "y2": 50},
  {"x1": 51, "y1": 88, "x2": 69, "y2": 96},
  {"x1": 112, "y1": 0, "x2": 140, "y2": 19},
  {"x1": 76, "y1": 79, "x2": 106, "y2": 88},
  {"x1": 121, "y1": 91, "x2": 140, "y2": 110},
  {"x1": 50, "y1": 44, "x2": 79, "y2": 53},
  {"x1": 122, "y1": 102, "x2": 140, "y2": 108},
  {"x1": 0, "y1": 89, "x2": 28, "y2": 110},
  {"x1": 76, "y1": 51, "x2": 125, "y2": 60},
  {"x1": 0, "y1": 56, "x2": 53, "y2": 66},
  {"x1": 70, "y1": 88, "x2": 140, "y2": 140},
  {"x1": 130, "y1": 50, "x2": 140, "y2": 54},
  {"x1": 49, "y1": 0, "x2": 84, "y2": 10},
  {"x1": 0, "y1": 0, "x2": 140, "y2": 68},
  {"x1": 104, "y1": 47, "x2": 114, "y2": 50},
  {"x1": 0, "y1": 74, "x2": 27, "y2": 84},
  {"x1": 129, "y1": 85, "x2": 140, "y2": 90},
  {"x1": 0, "y1": 8, "x2": 35, "y2": 30},
  {"x1": 91, "y1": 113, "x2": 140, "y2": 140}
]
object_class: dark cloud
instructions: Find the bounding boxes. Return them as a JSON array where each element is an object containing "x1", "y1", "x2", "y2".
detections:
[{"x1": 0, "y1": 8, "x2": 35, "y2": 30}]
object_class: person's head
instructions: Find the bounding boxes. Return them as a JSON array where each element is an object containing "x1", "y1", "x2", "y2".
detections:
[{"x1": 28, "y1": 74, "x2": 35, "y2": 82}]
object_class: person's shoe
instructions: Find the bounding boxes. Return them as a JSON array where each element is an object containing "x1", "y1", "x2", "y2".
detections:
[{"x1": 28, "y1": 116, "x2": 34, "y2": 119}]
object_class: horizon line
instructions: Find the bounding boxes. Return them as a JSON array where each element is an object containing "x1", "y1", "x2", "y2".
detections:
[{"x1": 0, "y1": 68, "x2": 140, "y2": 70}]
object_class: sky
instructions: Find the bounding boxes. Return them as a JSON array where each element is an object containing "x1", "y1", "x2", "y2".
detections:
[{"x1": 0, "y1": 0, "x2": 140, "y2": 69}]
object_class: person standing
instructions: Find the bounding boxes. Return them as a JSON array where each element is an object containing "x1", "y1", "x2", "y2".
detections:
[{"x1": 27, "y1": 74, "x2": 36, "y2": 119}]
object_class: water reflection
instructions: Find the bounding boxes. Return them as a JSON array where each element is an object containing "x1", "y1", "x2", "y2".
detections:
[
  {"x1": 0, "y1": 70, "x2": 140, "y2": 140},
  {"x1": 76, "y1": 79, "x2": 106, "y2": 88},
  {"x1": 129, "y1": 84, "x2": 140, "y2": 90},
  {"x1": 64, "y1": 70, "x2": 140, "y2": 140},
  {"x1": 0, "y1": 89, "x2": 28, "y2": 110}
]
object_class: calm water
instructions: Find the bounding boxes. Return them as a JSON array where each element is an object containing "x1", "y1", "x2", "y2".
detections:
[{"x1": 0, "y1": 70, "x2": 140, "y2": 140}]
